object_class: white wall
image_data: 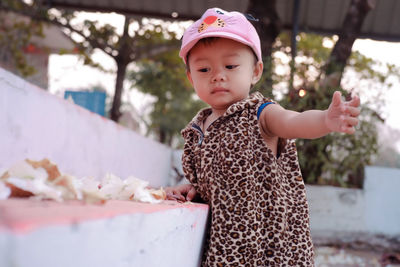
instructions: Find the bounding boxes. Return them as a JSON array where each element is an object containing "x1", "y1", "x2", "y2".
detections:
[
  {"x1": 364, "y1": 166, "x2": 400, "y2": 235},
  {"x1": 0, "y1": 67, "x2": 171, "y2": 187},
  {"x1": 0, "y1": 67, "x2": 210, "y2": 267},
  {"x1": 307, "y1": 185, "x2": 366, "y2": 233},
  {"x1": 308, "y1": 166, "x2": 400, "y2": 249}
]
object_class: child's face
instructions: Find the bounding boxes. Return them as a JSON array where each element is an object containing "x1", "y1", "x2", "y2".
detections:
[{"x1": 187, "y1": 38, "x2": 263, "y2": 113}]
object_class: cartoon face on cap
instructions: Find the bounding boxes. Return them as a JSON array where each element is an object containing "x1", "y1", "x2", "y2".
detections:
[
  {"x1": 195, "y1": 9, "x2": 233, "y2": 33},
  {"x1": 179, "y1": 8, "x2": 262, "y2": 64}
]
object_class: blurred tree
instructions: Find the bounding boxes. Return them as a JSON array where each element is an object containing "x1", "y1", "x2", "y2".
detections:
[
  {"x1": 0, "y1": 10, "x2": 44, "y2": 77},
  {"x1": 247, "y1": 0, "x2": 281, "y2": 94},
  {"x1": 322, "y1": 0, "x2": 376, "y2": 87},
  {"x1": 248, "y1": 0, "x2": 387, "y2": 187},
  {"x1": 254, "y1": 32, "x2": 400, "y2": 187},
  {"x1": 0, "y1": 0, "x2": 180, "y2": 122},
  {"x1": 129, "y1": 49, "x2": 206, "y2": 147}
]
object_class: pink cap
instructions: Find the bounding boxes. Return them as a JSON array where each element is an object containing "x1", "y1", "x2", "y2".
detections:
[{"x1": 179, "y1": 7, "x2": 262, "y2": 64}]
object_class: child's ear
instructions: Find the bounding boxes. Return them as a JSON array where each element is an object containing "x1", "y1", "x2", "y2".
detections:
[
  {"x1": 186, "y1": 70, "x2": 194, "y2": 86},
  {"x1": 252, "y1": 61, "x2": 263, "y2": 85}
]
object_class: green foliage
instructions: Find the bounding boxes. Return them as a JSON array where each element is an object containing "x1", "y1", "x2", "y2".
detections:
[
  {"x1": 0, "y1": 11, "x2": 44, "y2": 77},
  {"x1": 1, "y1": 1, "x2": 183, "y2": 121},
  {"x1": 258, "y1": 32, "x2": 395, "y2": 188},
  {"x1": 129, "y1": 48, "x2": 206, "y2": 147},
  {"x1": 130, "y1": 30, "x2": 394, "y2": 186}
]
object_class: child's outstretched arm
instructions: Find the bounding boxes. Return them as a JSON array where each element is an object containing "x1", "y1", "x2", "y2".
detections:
[{"x1": 259, "y1": 91, "x2": 360, "y2": 139}]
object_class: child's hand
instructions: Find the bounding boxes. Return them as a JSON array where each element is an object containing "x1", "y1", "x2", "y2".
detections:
[
  {"x1": 165, "y1": 184, "x2": 197, "y2": 202},
  {"x1": 325, "y1": 91, "x2": 360, "y2": 134}
]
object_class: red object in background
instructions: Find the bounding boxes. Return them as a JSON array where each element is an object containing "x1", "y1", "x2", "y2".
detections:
[{"x1": 24, "y1": 44, "x2": 37, "y2": 53}]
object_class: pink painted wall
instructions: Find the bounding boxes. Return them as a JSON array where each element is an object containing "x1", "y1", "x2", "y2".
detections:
[{"x1": 0, "y1": 199, "x2": 209, "y2": 267}]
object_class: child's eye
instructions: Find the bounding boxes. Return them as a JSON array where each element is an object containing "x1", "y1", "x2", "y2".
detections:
[
  {"x1": 198, "y1": 68, "x2": 209, "y2": 73},
  {"x1": 226, "y1": 65, "x2": 238, "y2": 69}
]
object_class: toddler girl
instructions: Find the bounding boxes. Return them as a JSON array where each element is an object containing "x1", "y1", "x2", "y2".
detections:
[{"x1": 166, "y1": 7, "x2": 360, "y2": 267}]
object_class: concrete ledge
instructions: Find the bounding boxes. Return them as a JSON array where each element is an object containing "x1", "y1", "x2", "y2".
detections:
[{"x1": 0, "y1": 199, "x2": 209, "y2": 267}]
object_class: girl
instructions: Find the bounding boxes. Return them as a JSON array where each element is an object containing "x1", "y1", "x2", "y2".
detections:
[{"x1": 166, "y1": 7, "x2": 360, "y2": 266}]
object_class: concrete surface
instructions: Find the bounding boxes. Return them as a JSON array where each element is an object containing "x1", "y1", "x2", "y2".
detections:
[
  {"x1": 0, "y1": 199, "x2": 209, "y2": 267},
  {"x1": 307, "y1": 166, "x2": 400, "y2": 250},
  {"x1": 364, "y1": 166, "x2": 400, "y2": 235}
]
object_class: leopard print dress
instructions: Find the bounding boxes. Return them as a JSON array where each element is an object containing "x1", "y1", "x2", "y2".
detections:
[{"x1": 181, "y1": 92, "x2": 314, "y2": 266}]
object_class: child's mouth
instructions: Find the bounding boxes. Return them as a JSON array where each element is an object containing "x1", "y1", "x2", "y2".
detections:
[{"x1": 211, "y1": 87, "x2": 229, "y2": 94}]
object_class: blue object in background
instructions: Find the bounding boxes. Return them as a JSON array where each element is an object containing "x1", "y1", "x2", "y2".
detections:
[{"x1": 64, "y1": 91, "x2": 106, "y2": 116}]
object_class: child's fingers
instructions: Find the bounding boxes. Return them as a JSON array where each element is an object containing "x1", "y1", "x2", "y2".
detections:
[
  {"x1": 343, "y1": 116, "x2": 359, "y2": 127},
  {"x1": 348, "y1": 95, "x2": 360, "y2": 107},
  {"x1": 166, "y1": 191, "x2": 185, "y2": 201},
  {"x1": 166, "y1": 194, "x2": 177, "y2": 200},
  {"x1": 332, "y1": 91, "x2": 342, "y2": 107},
  {"x1": 341, "y1": 125, "x2": 356, "y2": 135},
  {"x1": 340, "y1": 116, "x2": 358, "y2": 134},
  {"x1": 174, "y1": 192, "x2": 186, "y2": 201},
  {"x1": 186, "y1": 187, "x2": 197, "y2": 201},
  {"x1": 345, "y1": 106, "x2": 361, "y2": 117},
  {"x1": 165, "y1": 192, "x2": 177, "y2": 200}
]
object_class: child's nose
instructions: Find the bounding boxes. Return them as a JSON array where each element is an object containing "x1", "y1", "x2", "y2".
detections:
[{"x1": 211, "y1": 69, "x2": 226, "y2": 82}]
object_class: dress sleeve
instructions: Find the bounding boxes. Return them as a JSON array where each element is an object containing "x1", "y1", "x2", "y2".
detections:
[
  {"x1": 181, "y1": 142, "x2": 197, "y2": 185},
  {"x1": 181, "y1": 130, "x2": 200, "y2": 189},
  {"x1": 257, "y1": 101, "x2": 275, "y2": 120},
  {"x1": 181, "y1": 129, "x2": 210, "y2": 203}
]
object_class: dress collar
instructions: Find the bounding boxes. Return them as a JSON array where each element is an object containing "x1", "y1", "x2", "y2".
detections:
[{"x1": 182, "y1": 92, "x2": 265, "y2": 136}]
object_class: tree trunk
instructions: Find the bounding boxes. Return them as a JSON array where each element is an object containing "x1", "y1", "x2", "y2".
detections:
[
  {"x1": 247, "y1": 0, "x2": 281, "y2": 93},
  {"x1": 322, "y1": 0, "x2": 376, "y2": 87},
  {"x1": 110, "y1": 60, "x2": 128, "y2": 121},
  {"x1": 110, "y1": 16, "x2": 131, "y2": 122},
  {"x1": 246, "y1": 0, "x2": 281, "y2": 58},
  {"x1": 159, "y1": 128, "x2": 166, "y2": 144}
]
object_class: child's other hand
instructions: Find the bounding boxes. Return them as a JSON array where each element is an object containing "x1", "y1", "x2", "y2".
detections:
[
  {"x1": 325, "y1": 91, "x2": 360, "y2": 134},
  {"x1": 165, "y1": 184, "x2": 197, "y2": 202}
]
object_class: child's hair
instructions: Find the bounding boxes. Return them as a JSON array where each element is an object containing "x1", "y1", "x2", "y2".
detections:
[
  {"x1": 185, "y1": 37, "x2": 259, "y2": 71},
  {"x1": 185, "y1": 37, "x2": 219, "y2": 71},
  {"x1": 179, "y1": 7, "x2": 262, "y2": 66}
]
